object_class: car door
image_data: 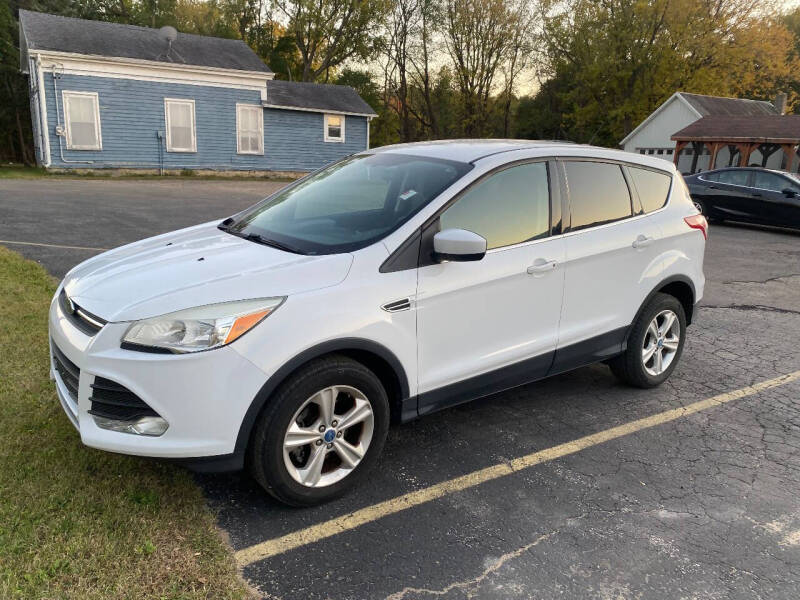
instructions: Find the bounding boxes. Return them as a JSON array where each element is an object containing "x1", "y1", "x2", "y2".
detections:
[
  {"x1": 415, "y1": 160, "x2": 566, "y2": 415},
  {"x1": 714, "y1": 169, "x2": 758, "y2": 220},
  {"x1": 751, "y1": 171, "x2": 800, "y2": 227},
  {"x1": 553, "y1": 159, "x2": 664, "y2": 373}
]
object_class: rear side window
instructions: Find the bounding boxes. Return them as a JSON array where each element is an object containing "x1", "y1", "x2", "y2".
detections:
[
  {"x1": 717, "y1": 170, "x2": 749, "y2": 186},
  {"x1": 564, "y1": 161, "x2": 632, "y2": 230},
  {"x1": 628, "y1": 167, "x2": 672, "y2": 213},
  {"x1": 440, "y1": 162, "x2": 550, "y2": 249},
  {"x1": 700, "y1": 171, "x2": 720, "y2": 182}
]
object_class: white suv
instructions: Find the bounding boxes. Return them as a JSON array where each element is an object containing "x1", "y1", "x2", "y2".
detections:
[{"x1": 49, "y1": 141, "x2": 706, "y2": 505}]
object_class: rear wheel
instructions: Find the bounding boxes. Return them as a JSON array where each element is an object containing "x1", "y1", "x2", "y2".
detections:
[
  {"x1": 248, "y1": 355, "x2": 390, "y2": 506},
  {"x1": 609, "y1": 293, "x2": 686, "y2": 388},
  {"x1": 693, "y1": 198, "x2": 721, "y2": 224}
]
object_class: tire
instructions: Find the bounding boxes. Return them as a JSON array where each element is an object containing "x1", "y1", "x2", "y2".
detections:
[
  {"x1": 693, "y1": 198, "x2": 721, "y2": 224},
  {"x1": 609, "y1": 293, "x2": 686, "y2": 389},
  {"x1": 248, "y1": 355, "x2": 390, "y2": 506}
]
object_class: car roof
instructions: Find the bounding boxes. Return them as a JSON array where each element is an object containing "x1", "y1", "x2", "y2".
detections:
[
  {"x1": 700, "y1": 166, "x2": 792, "y2": 176},
  {"x1": 366, "y1": 139, "x2": 676, "y2": 172}
]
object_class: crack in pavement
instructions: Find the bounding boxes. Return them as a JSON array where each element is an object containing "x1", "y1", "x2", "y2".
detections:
[
  {"x1": 721, "y1": 274, "x2": 800, "y2": 285},
  {"x1": 383, "y1": 530, "x2": 558, "y2": 600},
  {"x1": 700, "y1": 304, "x2": 800, "y2": 316}
]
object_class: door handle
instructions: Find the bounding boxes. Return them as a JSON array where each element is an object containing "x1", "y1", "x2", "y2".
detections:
[
  {"x1": 708, "y1": 185, "x2": 718, "y2": 190},
  {"x1": 632, "y1": 235, "x2": 653, "y2": 249},
  {"x1": 527, "y1": 259, "x2": 557, "y2": 275},
  {"x1": 752, "y1": 193, "x2": 762, "y2": 198}
]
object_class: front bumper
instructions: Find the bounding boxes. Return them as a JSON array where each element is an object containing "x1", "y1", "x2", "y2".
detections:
[{"x1": 48, "y1": 289, "x2": 269, "y2": 460}]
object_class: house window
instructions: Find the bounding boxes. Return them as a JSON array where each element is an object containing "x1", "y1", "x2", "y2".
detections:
[
  {"x1": 62, "y1": 91, "x2": 102, "y2": 150},
  {"x1": 324, "y1": 114, "x2": 345, "y2": 142},
  {"x1": 237, "y1": 104, "x2": 263, "y2": 155},
  {"x1": 164, "y1": 98, "x2": 196, "y2": 152}
]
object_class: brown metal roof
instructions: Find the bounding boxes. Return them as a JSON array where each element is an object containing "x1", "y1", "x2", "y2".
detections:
[
  {"x1": 672, "y1": 115, "x2": 800, "y2": 144},
  {"x1": 679, "y1": 93, "x2": 778, "y2": 117}
]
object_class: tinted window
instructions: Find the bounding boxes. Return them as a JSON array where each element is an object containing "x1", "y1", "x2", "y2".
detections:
[
  {"x1": 564, "y1": 161, "x2": 632, "y2": 230},
  {"x1": 228, "y1": 154, "x2": 471, "y2": 254},
  {"x1": 753, "y1": 171, "x2": 790, "y2": 192},
  {"x1": 440, "y1": 162, "x2": 550, "y2": 249},
  {"x1": 700, "y1": 171, "x2": 720, "y2": 182},
  {"x1": 629, "y1": 167, "x2": 672, "y2": 213},
  {"x1": 717, "y1": 170, "x2": 750, "y2": 186}
]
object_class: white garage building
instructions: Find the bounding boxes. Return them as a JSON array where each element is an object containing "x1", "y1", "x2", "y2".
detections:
[{"x1": 620, "y1": 92, "x2": 788, "y2": 173}]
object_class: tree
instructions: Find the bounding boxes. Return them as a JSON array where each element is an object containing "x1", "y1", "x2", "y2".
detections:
[
  {"x1": 536, "y1": 0, "x2": 800, "y2": 145},
  {"x1": 275, "y1": 0, "x2": 389, "y2": 82},
  {"x1": 443, "y1": 0, "x2": 530, "y2": 136}
]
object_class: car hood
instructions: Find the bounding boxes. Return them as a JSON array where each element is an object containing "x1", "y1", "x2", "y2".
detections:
[{"x1": 62, "y1": 222, "x2": 354, "y2": 322}]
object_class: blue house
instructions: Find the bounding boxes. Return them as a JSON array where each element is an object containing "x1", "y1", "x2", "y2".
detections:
[{"x1": 18, "y1": 10, "x2": 377, "y2": 174}]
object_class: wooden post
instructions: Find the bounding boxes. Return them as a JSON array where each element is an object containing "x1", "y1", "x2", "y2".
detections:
[
  {"x1": 673, "y1": 141, "x2": 687, "y2": 166},
  {"x1": 781, "y1": 144, "x2": 795, "y2": 171},
  {"x1": 737, "y1": 143, "x2": 753, "y2": 167},
  {"x1": 709, "y1": 142, "x2": 721, "y2": 171},
  {"x1": 690, "y1": 142, "x2": 705, "y2": 173}
]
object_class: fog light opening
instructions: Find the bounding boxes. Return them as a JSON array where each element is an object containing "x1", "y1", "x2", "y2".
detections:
[{"x1": 93, "y1": 415, "x2": 169, "y2": 437}]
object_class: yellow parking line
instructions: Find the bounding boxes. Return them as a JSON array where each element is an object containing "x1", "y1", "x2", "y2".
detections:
[
  {"x1": 0, "y1": 239, "x2": 109, "y2": 252},
  {"x1": 235, "y1": 370, "x2": 800, "y2": 567}
]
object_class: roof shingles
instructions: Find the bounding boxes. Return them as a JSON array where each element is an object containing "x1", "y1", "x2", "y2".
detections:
[
  {"x1": 672, "y1": 115, "x2": 800, "y2": 143},
  {"x1": 19, "y1": 10, "x2": 271, "y2": 73},
  {"x1": 265, "y1": 80, "x2": 376, "y2": 116}
]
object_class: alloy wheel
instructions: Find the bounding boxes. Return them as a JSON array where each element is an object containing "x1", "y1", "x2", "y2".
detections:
[
  {"x1": 282, "y1": 385, "x2": 374, "y2": 487},
  {"x1": 642, "y1": 309, "x2": 680, "y2": 376}
]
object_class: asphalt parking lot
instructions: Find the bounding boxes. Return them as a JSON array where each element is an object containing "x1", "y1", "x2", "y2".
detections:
[{"x1": 2, "y1": 178, "x2": 800, "y2": 599}]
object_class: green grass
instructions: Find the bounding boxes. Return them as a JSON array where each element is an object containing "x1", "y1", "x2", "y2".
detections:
[
  {"x1": 0, "y1": 247, "x2": 254, "y2": 600},
  {"x1": 0, "y1": 164, "x2": 295, "y2": 181}
]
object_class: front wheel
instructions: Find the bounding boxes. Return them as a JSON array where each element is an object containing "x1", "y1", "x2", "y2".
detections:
[
  {"x1": 248, "y1": 355, "x2": 390, "y2": 506},
  {"x1": 609, "y1": 293, "x2": 686, "y2": 388}
]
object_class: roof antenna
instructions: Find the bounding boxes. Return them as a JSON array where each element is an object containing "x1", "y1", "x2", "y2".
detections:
[{"x1": 156, "y1": 26, "x2": 184, "y2": 63}]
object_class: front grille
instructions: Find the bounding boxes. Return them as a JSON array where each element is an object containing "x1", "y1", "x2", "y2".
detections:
[
  {"x1": 52, "y1": 343, "x2": 79, "y2": 402},
  {"x1": 89, "y1": 377, "x2": 160, "y2": 421},
  {"x1": 59, "y1": 290, "x2": 106, "y2": 336}
]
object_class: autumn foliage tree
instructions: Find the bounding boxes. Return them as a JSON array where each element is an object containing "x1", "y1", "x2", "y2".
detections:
[{"x1": 521, "y1": 0, "x2": 800, "y2": 146}]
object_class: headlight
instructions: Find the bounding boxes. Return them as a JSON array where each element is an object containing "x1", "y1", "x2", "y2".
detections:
[{"x1": 122, "y1": 297, "x2": 285, "y2": 353}]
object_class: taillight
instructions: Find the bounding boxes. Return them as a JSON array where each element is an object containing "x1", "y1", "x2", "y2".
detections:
[{"x1": 684, "y1": 214, "x2": 708, "y2": 240}]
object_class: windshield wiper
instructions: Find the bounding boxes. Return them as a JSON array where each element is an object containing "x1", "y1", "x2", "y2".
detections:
[{"x1": 242, "y1": 232, "x2": 305, "y2": 255}]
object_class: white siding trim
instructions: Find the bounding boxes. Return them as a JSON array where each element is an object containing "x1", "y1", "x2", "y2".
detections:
[
  {"x1": 324, "y1": 113, "x2": 345, "y2": 143},
  {"x1": 36, "y1": 51, "x2": 271, "y2": 92},
  {"x1": 236, "y1": 103, "x2": 264, "y2": 155},
  {"x1": 164, "y1": 98, "x2": 197, "y2": 153},
  {"x1": 62, "y1": 90, "x2": 102, "y2": 150}
]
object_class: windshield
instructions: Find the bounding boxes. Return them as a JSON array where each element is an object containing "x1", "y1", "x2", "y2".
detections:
[{"x1": 224, "y1": 153, "x2": 472, "y2": 254}]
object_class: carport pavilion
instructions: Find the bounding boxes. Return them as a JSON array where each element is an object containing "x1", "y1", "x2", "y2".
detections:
[{"x1": 671, "y1": 115, "x2": 800, "y2": 173}]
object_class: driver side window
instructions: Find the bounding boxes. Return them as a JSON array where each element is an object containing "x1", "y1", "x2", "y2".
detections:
[{"x1": 439, "y1": 162, "x2": 550, "y2": 250}]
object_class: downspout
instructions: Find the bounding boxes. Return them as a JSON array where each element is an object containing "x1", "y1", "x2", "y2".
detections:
[
  {"x1": 366, "y1": 116, "x2": 371, "y2": 150},
  {"x1": 52, "y1": 65, "x2": 94, "y2": 164},
  {"x1": 34, "y1": 54, "x2": 51, "y2": 167}
]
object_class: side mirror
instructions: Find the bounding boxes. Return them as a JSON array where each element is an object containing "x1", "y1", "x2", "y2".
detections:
[
  {"x1": 782, "y1": 188, "x2": 797, "y2": 198},
  {"x1": 433, "y1": 229, "x2": 487, "y2": 262}
]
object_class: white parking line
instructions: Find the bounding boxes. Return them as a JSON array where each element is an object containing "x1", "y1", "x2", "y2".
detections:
[
  {"x1": 235, "y1": 370, "x2": 800, "y2": 566},
  {"x1": 0, "y1": 239, "x2": 110, "y2": 252}
]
